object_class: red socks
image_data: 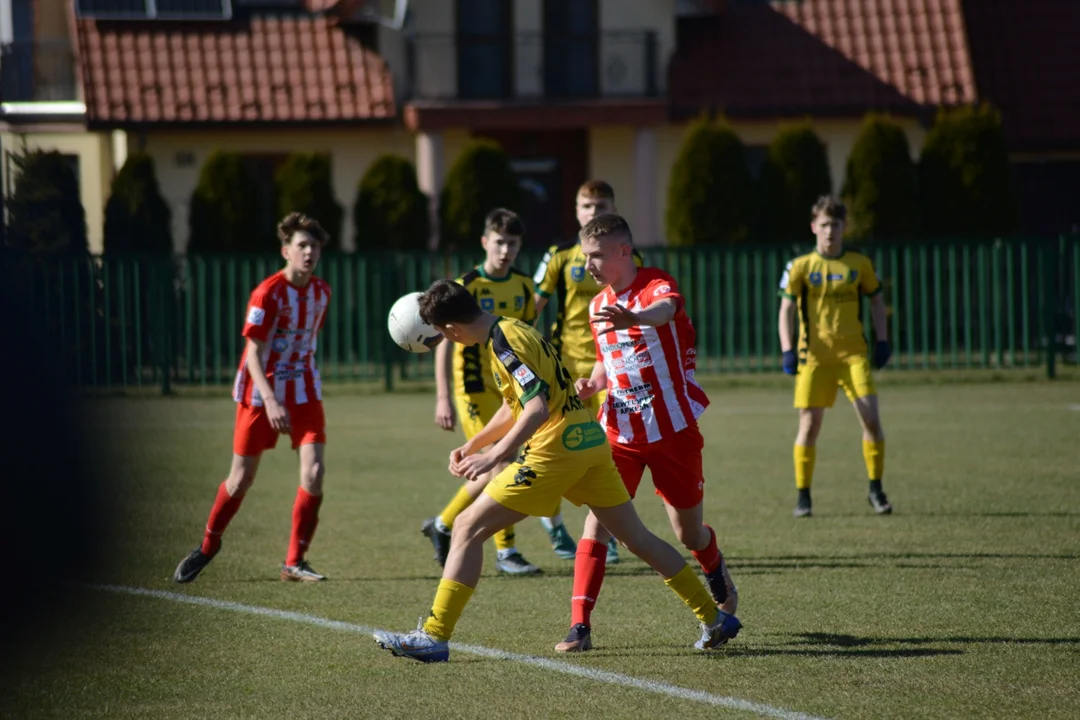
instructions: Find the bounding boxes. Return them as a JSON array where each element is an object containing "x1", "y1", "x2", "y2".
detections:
[
  {"x1": 286, "y1": 487, "x2": 323, "y2": 567},
  {"x1": 570, "y1": 539, "x2": 610, "y2": 627},
  {"x1": 690, "y1": 524, "x2": 722, "y2": 574},
  {"x1": 201, "y1": 481, "x2": 245, "y2": 556}
]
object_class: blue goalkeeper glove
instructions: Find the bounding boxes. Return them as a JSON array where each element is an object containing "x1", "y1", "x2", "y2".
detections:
[
  {"x1": 782, "y1": 350, "x2": 798, "y2": 375},
  {"x1": 873, "y1": 340, "x2": 892, "y2": 369}
]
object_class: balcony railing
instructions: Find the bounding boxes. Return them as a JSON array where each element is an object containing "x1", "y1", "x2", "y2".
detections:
[
  {"x1": 406, "y1": 30, "x2": 658, "y2": 101},
  {"x1": 0, "y1": 39, "x2": 78, "y2": 103}
]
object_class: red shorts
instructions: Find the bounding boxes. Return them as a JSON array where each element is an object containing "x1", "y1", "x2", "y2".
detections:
[
  {"x1": 233, "y1": 400, "x2": 326, "y2": 456},
  {"x1": 610, "y1": 424, "x2": 705, "y2": 510}
]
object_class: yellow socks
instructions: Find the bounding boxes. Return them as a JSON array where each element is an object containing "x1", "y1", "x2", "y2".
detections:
[
  {"x1": 663, "y1": 564, "x2": 718, "y2": 626},
  {"x1": 438, "y1": 484, "x2": 475, "y2": 529},
  {"x1": 863, "y1": 440, "x2": 885, "y2": 480},
  {"x1": 422, "y1": 579, "x2": 475, "y2": 641},
  {"x1": 493, "y1": 526, "x2": 516, "y2": 552},
  {"x1": 794, "y1": 444, "x2": 816, "y2": 489}
]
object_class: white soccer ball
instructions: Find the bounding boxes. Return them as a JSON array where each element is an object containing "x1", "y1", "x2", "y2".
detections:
[{"x1": 387, "y1": 291, "x2": 443, "y2": 354}]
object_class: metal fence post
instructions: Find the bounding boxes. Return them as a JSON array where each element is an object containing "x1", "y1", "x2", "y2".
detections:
[{"x1": 1046, "y1": 239, "x2": 1059, "y2": 379}]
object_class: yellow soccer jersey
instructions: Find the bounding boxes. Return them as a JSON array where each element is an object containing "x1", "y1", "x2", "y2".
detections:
[
  {"x1": 533, "y1": 239, "x2": 643, "y2": 364},
  {"x1": 487, "y1": 317, "x2": 603, "y2": 457},
  {"x1": 453, "y1": 267, "x2": 537, "y2": 397},
  {"x1": 779, "y1": 250, "x2": 882, "y2": 364}
]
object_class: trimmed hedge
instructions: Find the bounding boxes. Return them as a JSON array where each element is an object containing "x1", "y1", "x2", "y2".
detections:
[
  {"x1": 353, "y1": 154, "x2": 430, "y2": 251},
  {"x1": 665, "y1": 116, "x2": 755, "y2": 245}
]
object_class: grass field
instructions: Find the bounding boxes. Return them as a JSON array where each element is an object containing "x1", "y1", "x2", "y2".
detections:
[{"x1": 3, "y1": 381, "x2": 1080, "y2": 719}]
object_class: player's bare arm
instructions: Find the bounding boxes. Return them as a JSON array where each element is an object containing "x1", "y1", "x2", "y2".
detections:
[
  {"x1": 869, "y1": 293, "x2": 888, "y2": 342},
  {"x1": 778, "y1": 297, "x2": 797, "y2": 352},
  {"x1": 452, "y1": 394, "x2": 550, "y2": 481},
  {"x1": 449, "y1": 402, "x2": 515, "y2": 475},
  {"x1": 575, "y1": 361, "x2": 607, "y2": 400},
  {"x1": 434, "y1": 337, "x2": 456, "y2": 431},
  {"x1": 592, "y1": 298, "x2": 677, "y2": 332},
  {"x1": 533, "y1": 293, "x2": 548, "y2": 317},
  {"x1": 244, "y1": 337, "x2": 290, "y2": 433}
]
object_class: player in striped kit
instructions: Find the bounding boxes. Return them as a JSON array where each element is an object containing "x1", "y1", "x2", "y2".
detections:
[
  {"x1": 553, "y1": 214, "x2": 739, "y2": 652},
  {"x1": 173, "y1": 212, "x2": 333, "y2": 584}
]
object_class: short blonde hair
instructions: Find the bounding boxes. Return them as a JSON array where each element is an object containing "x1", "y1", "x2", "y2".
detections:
[{"x1": 580, "y1": 213, "x2": 633, "y2": 245}]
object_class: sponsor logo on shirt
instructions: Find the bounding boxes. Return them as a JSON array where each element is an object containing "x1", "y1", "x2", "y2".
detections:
[
  {"x1": 600, "y1": 339, "x2": 635, "y2": 353},
  {"x1": 247, "y1": 307, "x2": 265, "y2": 325},
  {"x1": 611, "y1": 395, "x2": 655, "y2": 414},
  {"x1": 562, "y1": 422, "x2": 606, "y2": 451},
  {"x1": 654, "y1": 284, "x2": 671, "y2": 296},
  {"x1": 272, "y1": 337, "x2": 290, "y2": 353},
  {"x1": 611, "y1": 382, "x2": 653, "y2": 398},
  {"x1": 610, "y1": 351, "x2": 653, "y2": 372},
  {"x1": 512, "y1": 364, "x2": 536, "y2": 386},
  {"x1": 827, "y1": 273, "x2": 845, "y2": 281}
]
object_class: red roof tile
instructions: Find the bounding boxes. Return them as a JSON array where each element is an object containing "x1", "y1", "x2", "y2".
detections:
[
  {"x1": 75, "y1": 13, "x2": 396, "y2": 126},
  {"x1": 669, "y1": 0, "x2": 977, "y2": 119},
  {"x1": 962, "y1": 0, "x2": 1080, "y2": 152}
]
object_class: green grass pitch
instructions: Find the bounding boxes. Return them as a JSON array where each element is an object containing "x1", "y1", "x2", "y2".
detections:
[{"x1": 3, "y1": 381, "x2": 1079, "y2": 719}]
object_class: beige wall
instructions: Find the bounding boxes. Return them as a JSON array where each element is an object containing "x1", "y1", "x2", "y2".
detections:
[
  {"x1": 1, "y1": 129, "x2": 114, "y2": 253},
  {"x1": 440, "y1": 127, "x2": 475, "y2": 176},
  {"x1": 141, "y1": 128, "x2": 415, "y2": 252},
  {"x1": 653, "y1": 118, "x2": 928, "y2": 241},
  {"x1": 588, "y1": 125, "x2": 638, "y2": 230}
]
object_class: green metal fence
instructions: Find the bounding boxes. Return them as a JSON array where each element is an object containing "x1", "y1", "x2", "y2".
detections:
[{"x1": 2, "y1": 236, "x2": 1076, "y2": 393}]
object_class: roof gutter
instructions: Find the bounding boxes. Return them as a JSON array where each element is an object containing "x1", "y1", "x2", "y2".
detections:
[{"x1": 0, "y1": 101, "x2": 87, "y2": 120}]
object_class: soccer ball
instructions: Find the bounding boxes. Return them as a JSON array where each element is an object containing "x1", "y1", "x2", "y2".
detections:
[{"x1": 387, "y1": 291, "x2": 443, "y2": 353}]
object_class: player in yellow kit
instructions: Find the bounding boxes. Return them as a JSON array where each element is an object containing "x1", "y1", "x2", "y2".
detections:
[
  {"x1": 424, "y1": 209, "x2": 543, "y2": 575},
  {"x1": 778, "y1": 196, "x2": 894, "y2": 518},
  {"x1": 532, "y1": 180, "x2": 642, "y2": 563},
  {"x1": 373, "y1": 279, "x2": 741, "y2": 662}
]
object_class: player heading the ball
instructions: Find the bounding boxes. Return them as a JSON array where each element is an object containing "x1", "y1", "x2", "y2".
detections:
[{"x1": 372, "y1": 279, "x2": 741, "y2": 662}]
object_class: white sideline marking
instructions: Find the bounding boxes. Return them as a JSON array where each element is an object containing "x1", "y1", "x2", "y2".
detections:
[
  {"x1": 92, "y1": 584, "x2": 827, "y2": 720},
  {"x1": 1069, "y1": 404, "x2": 1080, "y2": 411}
]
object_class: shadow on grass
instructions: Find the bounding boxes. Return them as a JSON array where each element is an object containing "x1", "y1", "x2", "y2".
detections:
[
  {"x1": 585, "y1": 644, "x2": 964, "y2": 660},
  {"x1": 795, "y1": 632, "x2": 1080, "y2": 648},
  {"x1": 741, "y1": 552, "x2": 1080, "y2": 562},
  {"x1": 718, "y1": 647, "x2": 965, "y2": 659}
]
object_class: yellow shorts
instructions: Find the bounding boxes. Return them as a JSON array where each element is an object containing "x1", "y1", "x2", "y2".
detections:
[
  {"x1": 565, "y1": 356, "x2": 606, "y2": 417},
  {"x1": 794, "y1": 356, "x2": 877, "y2": 409},
  {"x1": 454, "y1": 391, "x2": 504, "y2": 440},
  {"x1": 484, "y1": 440, "x2": 631, "y2": 517}
]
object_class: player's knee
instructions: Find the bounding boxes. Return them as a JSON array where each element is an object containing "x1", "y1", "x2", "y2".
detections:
[
  {"x1": 863, "y1": 420, "x2": 884, "y2": 440},
  {"x1": 301, "y1": 461, "x2": 324, "y2": 493},
  {"x1": 450, "y1": 505, "x2": 485, "y2": 544},
  {"x1": 798, "y1": 413, "x2": 823, "y2": 442},
  {"x1": 228, "y1": 467, "x2": 257, "y2": 494}
]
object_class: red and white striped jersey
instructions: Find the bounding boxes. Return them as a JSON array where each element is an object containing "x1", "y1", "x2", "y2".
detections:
[
  {"x1": 590, "y1": 267, "x2": 709, "y2": 444},
  {"x1": 232, "y1": 270, "x2": 331, "y2": 407}
]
